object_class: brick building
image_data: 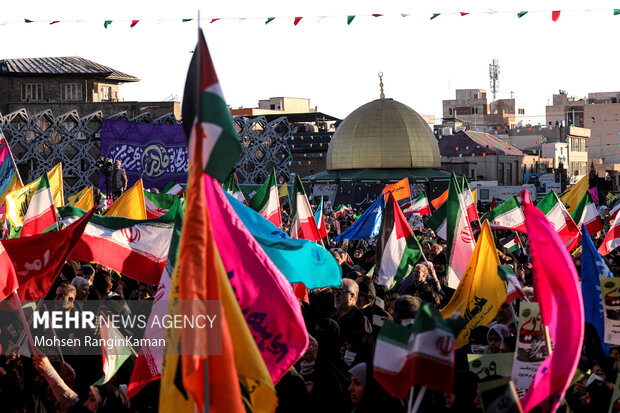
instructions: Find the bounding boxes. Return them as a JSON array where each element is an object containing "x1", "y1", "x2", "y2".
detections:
[{"x1": 0, "y1": 56, "x2": 179, "y2": 118}]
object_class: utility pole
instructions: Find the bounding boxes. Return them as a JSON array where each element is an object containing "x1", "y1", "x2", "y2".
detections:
[{"x1": 489, "y1": 59, "x2": 500, "y2": 100}]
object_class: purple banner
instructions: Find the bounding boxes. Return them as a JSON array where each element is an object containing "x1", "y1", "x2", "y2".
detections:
[{"x1": 100, "y1": 119, "x2": 188, "y2": 192}]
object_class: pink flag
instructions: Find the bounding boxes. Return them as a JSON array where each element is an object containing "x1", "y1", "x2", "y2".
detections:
[
  {"x1": 589, "y1": 187, "x2": 599, "y2": 205},
  {"x1": 520, "y1": 190, "x2": 584, "y2": 412},
  {"x1": 203, "y1": 173, "x2": 308, "y2": 383}
]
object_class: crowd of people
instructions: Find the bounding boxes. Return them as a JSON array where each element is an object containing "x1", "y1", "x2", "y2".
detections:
[{"x1": 0, "y1": 194, "x2": 618, "y2": 413}]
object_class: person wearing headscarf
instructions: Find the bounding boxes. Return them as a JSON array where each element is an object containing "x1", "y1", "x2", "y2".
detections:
[{"x1": 485, "y1": 324, "x2": 511, "y2": 354}]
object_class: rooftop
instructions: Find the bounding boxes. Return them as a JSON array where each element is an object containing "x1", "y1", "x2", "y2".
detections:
[
  {"x1": 0, "y1": 56, "x2": 139, "y2": 82},
  {"x1": 439, "y1": 130, "x2": 524, "y2": 157}
]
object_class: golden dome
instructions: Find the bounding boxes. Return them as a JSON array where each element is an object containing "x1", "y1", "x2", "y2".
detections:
[{"x1": 326, "y1": 98, "x2": 441, "y2": 170}]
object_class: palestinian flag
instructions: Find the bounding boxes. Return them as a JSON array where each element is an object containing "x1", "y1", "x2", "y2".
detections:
[
  {"x1": 426, "y1": 201, "x2": 447, "y2": 240},
  {"x1": 373, "y1": 303, "x2": 465, "y2": 398},
  {"x1": 334, "y1": 204, "x2": 352, "y2": 218},
  {"x1": 223, "y1": 173, "x2": 248, "y2": 206},
  {"x1": 404, "y1": 193, "x2": 431, "y2": 216},
  {"x1": 600, "y1": 213, "x2": 620, "y2": 255},
  {"x1": 144, "y1": 191, "x2": 179, "y2": 219},
  {"x1": 94, "y1": 323, "x2": 133, "y2": 385},
  {"x1": 480, "y1": 196, "x2": 527, "y2": 233},
  {"x1": 249, "y1": 169, "x2": 281, "y2": 228},
  {"x1": 21, "y1": 173, "x2": 57, "y2": 237},
  {"x1": 446, "y1": 173, "x2": 476, "y2": 288},
  {"x1": 290, "y1": 176, "x2": 321, "y2": 241},
  {"x1": 537, "y1": 190, "x2": 580, "y2": 251},
  {"x1": 498, "y1": 265, "x2": 525, "y2": 303},
  {"x1": 462, "y1": 178, "x2": 479, "y2": 224},
  {"x1": 57, "y1": 205, "x2": 179, "y2": 285},
  {"x1": 314, "y1": 198, "x2": 328, "y2": 240},
  {"x1": 375, "y1": 194, "x2": 422, "y2": 288},
  {"x1": 181, "y1": 28, "x2": 241, "y2": 183},
  {"x1": 571, "y1": 190, "x2": 603, "y2": 236},
  {"x1": 499, "y1": 233, "x2": 522, "y2": 253}
]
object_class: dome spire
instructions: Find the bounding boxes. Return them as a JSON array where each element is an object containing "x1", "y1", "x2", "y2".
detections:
[{"x1": 378, "y1": 72, "x2": 385, "y2": 99}]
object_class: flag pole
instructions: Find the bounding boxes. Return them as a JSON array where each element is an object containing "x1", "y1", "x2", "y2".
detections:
[
  {"x1": 410, "y1": 385, "x2": 427, "y2": 413},
  {"x1": 13, "y1": 290, "x2": 37, "y2": 353}
]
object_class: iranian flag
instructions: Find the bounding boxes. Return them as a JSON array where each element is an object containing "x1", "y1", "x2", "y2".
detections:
[
  {"x1": 373, "y1": 303, "x2": 464, "y2": 398},
  {"x1": 290, "y1": 176, "x2": 321, "y2": 241},
  {"x1": 537, "y1": 190, "x2": 580, "y2": 251},
  {"x1": 609, "y1": 199, "x2": 620, "y2": 222},
  {"x1": 404, "y1": 193, "x2": 431, "y2": 216},
  {"x1": 57, "y1": 205, "x2": 179, "y2": 285},
  {"x1": 480, "y1": 196, "x2": 527, "y2": 233},
  {"x1": 600, "y1": 213, "x2": 620, "y2": 255},
  {"x1": 181, "y1": 28, "x2": 241, "y2": 183},
  {"x1": 21, "y1": 173, "x2": 57, "y2": 237},
  {"x1": 571, "y1": 190, "x2": 603, "y2": 236},
  {"x1": 375, "y1": 194, "x2": 422, "y2": 288},
  {"x1": 446, "y1": 174, "x2": 476, "y2": 288},
  {"x1": 334, "y1": 204, "x2": 352, "y2": 217},
  {"x1": 144, "y1": 190, "x2": 179, "y2": 219},
  {"x1": 462, "y1": 178, "x2": 479, "y2": 224},
  {"x1": 248, "y1": 169, "x2": 281, "y2": 228},
  {"x1": 223, "y1": 173, "x2": 248, "y2": 206},
  {"x1": 164, "y1": 180, "x2": 185, "y2": 197}
]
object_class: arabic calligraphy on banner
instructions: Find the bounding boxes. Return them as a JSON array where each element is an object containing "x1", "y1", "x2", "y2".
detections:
[{"x1": 100, "y1": 119, "x2": 188, "y2": 191}]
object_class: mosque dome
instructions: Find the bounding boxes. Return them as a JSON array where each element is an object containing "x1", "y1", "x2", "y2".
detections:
[{"x1": 326, "y1": 98, "x2": 441, "y2": 170}]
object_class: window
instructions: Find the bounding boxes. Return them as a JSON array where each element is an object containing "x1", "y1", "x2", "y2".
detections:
[
  {"x1": 497, "y1": 163, "x2": 504, "y2": 184},
  {"x1": 22, "y1": 83, "x2": 42, "y2": 101},
  {"x1": 60, "y1": 83, "x2": 82, "y2": 101},
  {"x1": 448, "y1": 108, "x2": 453, "y2": 116},
  {"x1": 471, "y1": 107, "x2": 479, "y2": 114},
  {"x1": 518, "y1": 108, "x2": 525, "y2": 115},
  {"x1": 270, "y1": 104, "x2": 276, "y2": 110},
  {"x1": 100, "y1": 87, "x2": 111, "y2": 101},
  {"x1": 505, "y1": 163, "x2": 512, "y2": 185}
]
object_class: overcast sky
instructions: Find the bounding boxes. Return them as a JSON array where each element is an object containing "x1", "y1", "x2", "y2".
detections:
[{"x1": 4, "y1": 0, "x2": 620, "y2": 123}]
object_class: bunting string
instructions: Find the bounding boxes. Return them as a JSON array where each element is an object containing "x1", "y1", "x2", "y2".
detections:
[{"x1": 6, "y1": 9, "x2": 620, "y2": 27}]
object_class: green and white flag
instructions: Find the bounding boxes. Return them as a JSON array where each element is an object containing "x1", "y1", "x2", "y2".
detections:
[
  {"x1": 249, "y1": 169, "x2": 281, "y2": 228},
  {"x1": 480, "y1": 196, "x2": 527, "y2": 233},
  {"x1": 373, "y1": 303, "x2": 465, "y2": 398},
  {"x1": 446, "y1": 173, "x2": 476, "y2": 288},
  {"x1": 537, "y1": 190, "x2": 580, "y2": 250}
]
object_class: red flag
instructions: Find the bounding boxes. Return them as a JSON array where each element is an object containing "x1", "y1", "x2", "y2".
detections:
[
  {"x1": 294, "y1": 17, "x2": 303, "y2": 25},
  {"x1": 0, "y1": 242, "x2": 17, "y2": 301},
  {"x1": 3, "y1": 209, "x2": 94, "y2": 301},
  {"x1": 490, "y1": 197, "x2": 497, "y2": 209},
  {"x1": 552, "y1": 11, "x2": 561, "y2": 21},
  {"x1": 460, "y1": 12, "x2": 469, "y2": 16},
  {"x1": 293, "y1": 283, "x2": 309, "y2": 303},
  {"x1": 130, "y1": 20, "x2": 139, "y2": 28},
  {"x1": 210, "y1": 18, "x2": 220, "y2": 23}
]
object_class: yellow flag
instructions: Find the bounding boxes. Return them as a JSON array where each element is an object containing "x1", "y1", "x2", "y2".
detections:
[
  {"x1": 159, "y1": 246, "x2": 196, "y2": 413},
  {"x1": 472, "y1": 189, "x2": 477, "y2": 203},
  {"x1": 440, "y1": 221, "x2": 507, "y2": 348},
  {"x1": 5, "y1": 163, "x2": 64, "y2": 227},
  {"x1": 278, "y1": 182, "x2": 288, "y2": 198},
  {"x1": 68, "y1": 186, "x2": 94, "y2": 210},
  {"x1": 0, "y1": 173, "x2": 22, "y2": 210},
  {"x1": 48, "y1": 163, "x2": 64, "y2": 208},
  {"x1": 559, "y1": 175, "x2": 588, "y2": 214},
  {"x1": 103, "y1": 179, "x2": 146, "y2": 219}
]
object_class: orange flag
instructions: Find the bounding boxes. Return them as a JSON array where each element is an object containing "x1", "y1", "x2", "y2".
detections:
[
  {"x1": 431, "y1": 187, "x2": 449, "y2": 210},
  {"x1": 382, "y1": 177, "x2": 411, "y2": 202},
  {"x1": 177, "y1": 121, "x2": 245, "y2": 412}
]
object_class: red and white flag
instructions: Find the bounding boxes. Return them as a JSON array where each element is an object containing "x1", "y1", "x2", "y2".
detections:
[
  {"x1": 600, "y1": 213, "x2": 620, "y2": 256},
  {"x1": 290, "y1": 176, "x2": 321, "y2": 241},
  {"x1": 21, "y1": 173, "x2": 57, "y2": 237},
  {"x1": 404, "y1": 192, "x2": 431, "y2": 216},
  {"x1": 0, "y1": 242, "x2": 18, "y2": 300}
]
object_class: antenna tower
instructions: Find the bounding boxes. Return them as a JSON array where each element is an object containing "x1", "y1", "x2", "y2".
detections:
[{"x1": 489, "y1": 59, "x2": 500, "y2": 99}]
